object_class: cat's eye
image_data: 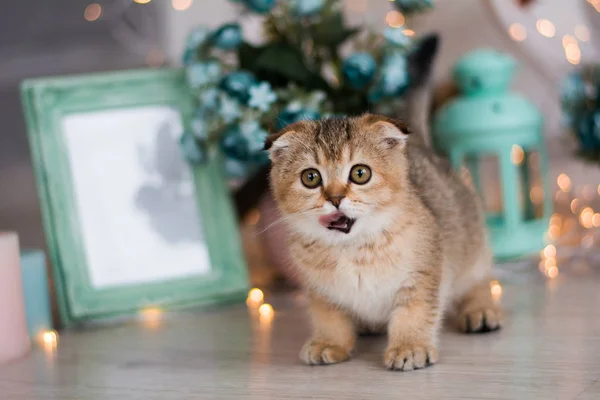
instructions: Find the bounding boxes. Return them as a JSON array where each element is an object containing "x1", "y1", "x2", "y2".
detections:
[
  {"x1": 349, "y1": 165, "x2": 372, "y2": 185},
  {"x1": 300, "y1": 168, "x2": 322, "y2": 189}
]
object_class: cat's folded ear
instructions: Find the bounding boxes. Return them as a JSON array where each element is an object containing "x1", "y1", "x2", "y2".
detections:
[
  {"x1": 361, "y1": 114, "x2": 411, "y2": 149},
  {"x1": 264, "y1": 126, "x2": 294, "y2": 162}
]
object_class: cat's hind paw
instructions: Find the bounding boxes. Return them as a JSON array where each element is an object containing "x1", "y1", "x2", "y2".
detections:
[{"x1": 458, "y1": 305, "x2": 502, "y2": 333}]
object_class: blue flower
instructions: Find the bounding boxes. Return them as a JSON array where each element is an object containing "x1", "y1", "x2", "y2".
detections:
[
  {"x1": 367, "y1": 53, "x2": 410, "y2": 102},
  {"x1": 220, "y1": 125, "x2": 251, "y2": 161},
  {"x1": 191, "y1": 109, "x2": 212, "y2": 139},
  {"x1": 239, "y1": 120, "x2": 270, "y2": 153},
  {"x1": 219, "y1": 71, "x2": 257, "y2": 103},
  {"x1": 199, "y1": 87, "x2": 220, "y2": 110},
  {"x1": 560, "y1": 72, "x2": 586, "y2": 106},
  {"x1": 243, "y1": 0, "x2": 277, "y2": 13},
  {"x1": 343, "y1": 53, "x2": 377, "y2": 89},
  {"x1": 180, "y1": 131, "x2": 206, "y2": 164},
  {"x1": 186, "y1": 62, "x2": 222, "y2": 88},
  {"x1": 182, "y1": 48, "x2": 195, "y2": 66},
  {"x1": 285, "y1": 101, "x2": 303, "y2": 113},
  {"x1": 577, "y1": 111, "x2": 600, "y2": 152},
  {"x1": 182, "y1": 27, "x2": 211, "y2": 65},
  {"x1": 290, "y1": 0, "x2": 324, "y2": 16},
  {"x1": 186, "y1": 26, "x2": 211, "y2": 50},
  {"x1": 380, "y1": 53, "x2": 410, "y2": 95},
  {"x1": 211, "y1": 23, "x2": 243, "y2": 50},
  {"x1": 392, "y1": 0, "x2": 434, "y2": 15},
  {"x1": 219, "y1": 95, "x2": 242, "y2": 123},
  {"x1": 276, "y1": 108, "x2": 320, "y2": 130},
  {"x1": 384, "y1": 27, "x2": 412, "y2": 48},
  {"x1": 305, "y1": 91, "x2": 327, "y2": 110},
  {"x1": 248, "y1": 82, "x2": 277, "y2": 112}
]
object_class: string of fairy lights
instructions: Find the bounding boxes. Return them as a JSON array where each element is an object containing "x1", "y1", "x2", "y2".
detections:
[
  {"x1": 506, "y1": 5, "x2": 595, "y2": 66},
  {"x1": 83, "y1": 0, "x2": 196, "y2": 68},
  {"x1": 84, "y1": 0, "x2": 193, "y2": 21}
]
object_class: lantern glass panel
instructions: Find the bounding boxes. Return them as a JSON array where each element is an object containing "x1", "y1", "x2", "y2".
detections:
[
  {"x1": 462, "y1": 153, "x2": 504, "y2": 224},
  {"x1": 518, "y1": 150, "x2": 544, "y2": 221}
]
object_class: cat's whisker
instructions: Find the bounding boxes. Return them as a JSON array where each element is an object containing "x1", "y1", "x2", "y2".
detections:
[
  {"x1": 255, "y1": 209, "x2": 322, "y2": 235},
  {"x1": 254, "y1": 215, "x2": 291, "y2": 235}
]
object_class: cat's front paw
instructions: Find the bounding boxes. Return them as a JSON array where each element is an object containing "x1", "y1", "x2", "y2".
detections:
[
  {"x1": 383, "y1": 343, "x2": 438, "y2": 371},
  {"x1": 300, "y1": 339, "x2": 351, "y2": 365}
]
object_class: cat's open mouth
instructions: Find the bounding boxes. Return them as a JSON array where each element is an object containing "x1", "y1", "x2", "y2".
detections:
[{"x1": 318, "y1": 212, "x2": 356, "y2": 234}]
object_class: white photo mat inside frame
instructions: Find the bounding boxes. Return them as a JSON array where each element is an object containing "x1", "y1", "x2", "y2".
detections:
[{"x1": 62, "y1": 105, "x2": 211, "y2": 289}]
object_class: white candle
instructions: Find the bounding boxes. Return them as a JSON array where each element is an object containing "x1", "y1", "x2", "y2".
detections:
[{"x1": 0, "y1": 232, "x2": 31, "y2": 364}]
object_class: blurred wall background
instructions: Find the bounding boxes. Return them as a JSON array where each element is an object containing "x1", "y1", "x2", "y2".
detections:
[{"x1": 0, "y1": 1, "x2": 155, "y2": 248}]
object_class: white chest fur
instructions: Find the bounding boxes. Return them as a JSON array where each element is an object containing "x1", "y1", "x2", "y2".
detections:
[{"x1": 316, "y1": 259, "x2": 412, "y2": 326}]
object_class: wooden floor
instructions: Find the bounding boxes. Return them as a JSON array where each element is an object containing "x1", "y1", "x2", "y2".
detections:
[{"x1": 1, "y1": 268, "x2": 600, "y2": 400}]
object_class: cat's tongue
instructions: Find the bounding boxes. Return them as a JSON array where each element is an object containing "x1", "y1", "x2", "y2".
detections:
[{"x1": 318, "y1": 212, "x2": 347, "y2": 228}]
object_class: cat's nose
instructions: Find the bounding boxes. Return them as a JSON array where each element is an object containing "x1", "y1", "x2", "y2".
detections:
[{"x1": 326, "y1": 195, "x2": 345, "y2": 208}]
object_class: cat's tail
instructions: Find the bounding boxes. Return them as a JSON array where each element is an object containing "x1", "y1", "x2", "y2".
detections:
[{"x1": 404, "y1": 33, "x2": 440, "y2": 147}]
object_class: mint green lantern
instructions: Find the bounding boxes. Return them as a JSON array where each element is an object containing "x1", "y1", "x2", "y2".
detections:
[{"x1": 433, "y1": 49, "x2": 551, "y2": 260}]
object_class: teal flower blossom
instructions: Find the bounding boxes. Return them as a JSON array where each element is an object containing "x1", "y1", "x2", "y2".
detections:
[
  {"x1": 243, "y1": 0, "x2": 276, "y2": 13},
  {"x1": 212, "y1": 23, "x2": 243, "y2": 50},
  {"x1": 380, "y1": 53, "x2": 409, "y2": 95},
  {"x1": 560, "y1": 73, "x2": 586, "y2": 105},
  {"x1": 180, "y1": 131, "x2": 206, "y2": 164},
  {"x1": 182, "y1": 27, "x2": 211, "y2": 65},
  {"x1": 291, "y1": 0, "x2": 324, "y2": 16},
  {"x1": 248, "y1": 82, "x2": 277, "y2": 112},
  {"x1": 199, "y1": 87, "x2": 220, "y2": 109},
  {"x1": 343, "y1": 53, "x2": 377, "y2": 89},
  {"x1": 191, "y1": 112, "x2": 209, "y2": 139},
  {"x1": 219, "y1": 71, "x2": 257, "y2": 103},
  {"x1": 384, "y1": 27, "x2": 411, "y2": 48},
  {"x1": 239, "y1": 120, "x2": 269, "y2": 153},
  {"x1": 392, "y1": 0, "x2": 434, "y2": 15},
  {"x1": 186, "y1": 26, "x2": 211, "y2": 50},
  {"x1": 219, "y1": 95, "x2": 242, "y2": 123},
  {"x1": 186, "y1": 62, "x2": 222, "y2": 88}
]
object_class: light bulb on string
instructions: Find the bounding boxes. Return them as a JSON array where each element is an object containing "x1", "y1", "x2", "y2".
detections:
[
  {"x1": 546, "y1": 266, "x2": 559, "y2": 279},
  {"x1": 246, "y1": 288, "x2": 265, "y2": 308},
  {"x1": 84, "y1": 3, "x2": 102, "y2": 22},
  {"x1": 385, "y1": 11, "x2": 405, "y2": 28},
  {"x1": 489, "y1": 280, "x2": 502, "y2": 303},
  {"x1": 172, "y1": 0, "x2": 192, "y2": 11},
  {"x1": 557, "y1": 173, "x2": 571, "y2": 192},
  {"x1": 258, "y1": 303, "x2": 274, "y2": 325},
  {"x1": 508, "y1": 23, "x2": 527, "y2": 42},
  {"x1": 536, "y1": 19, "x2": 556, "y2": 38}
]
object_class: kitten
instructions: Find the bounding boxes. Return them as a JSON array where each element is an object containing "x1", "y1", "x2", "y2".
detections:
[{"x1": 264, "y1": 114, "x2": 502, "y2": 371}]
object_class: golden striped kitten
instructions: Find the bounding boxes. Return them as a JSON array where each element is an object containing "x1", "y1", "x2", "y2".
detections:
[{"x1": 264, "y1": 114, "x2": 502, "y2": 371}]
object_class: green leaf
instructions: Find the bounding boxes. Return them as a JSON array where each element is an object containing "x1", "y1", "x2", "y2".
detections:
[
  {"x1": 330, "y1": 88, "x2": 369, "y2": 116},
  {"x1": 255, "y1": 44, "x2": 309, "y2": 82},
  {"x1": 237, "y1": 42, "x2": 264, "y2": 72},
  {"x1": 312, "y1": 13, "x2": 359, "y2": 47},
  {"x1": 253, "y1": 43, "x2": 330, "y2": 91}
]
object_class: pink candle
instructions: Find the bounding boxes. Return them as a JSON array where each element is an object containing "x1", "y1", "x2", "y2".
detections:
[{"x1": 0, "y1": 232, "x2": 31, "y2": 364}]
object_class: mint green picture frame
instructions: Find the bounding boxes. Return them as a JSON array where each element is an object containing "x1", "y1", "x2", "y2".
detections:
[{"x1": 21, "y1": 69, "x2": 248, "y2": 327}]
